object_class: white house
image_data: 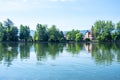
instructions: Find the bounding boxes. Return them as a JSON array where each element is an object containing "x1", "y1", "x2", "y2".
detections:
[{"x1": 83, "y1": 30, "x2": 93, "y2": 41}]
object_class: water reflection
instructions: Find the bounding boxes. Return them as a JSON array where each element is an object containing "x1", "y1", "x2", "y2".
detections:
[
  {"x1": 66, "y1": 43, "x2": 83, "y2": 54},
  {"x1": 91, "y1": 43, "x2": 120, "y2": 65},
  {"x1": 34, "y1": 43, "x2": 65, "y2": 61},
  {"x1": 0, "y1": 43, "x2": 18, "y2": 67},
  {"x1": 0, "y1": 43, "x2": 120, "y2": 67},
  {"x1": 19, "y1": 43, "x2": 32, "y2": 59},
  {"x1": 84, "y1": 43, "x2": 93, "y2": 53}
]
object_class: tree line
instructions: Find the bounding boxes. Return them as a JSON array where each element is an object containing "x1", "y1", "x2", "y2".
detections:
[
  {"x1": 0, "y1": 19, "x2": 120, "y2": 42},
  {"x1": 92, "y1": 20, "x2": 120, "y2": 41},
  {"x1": 0, "y1": 19, "x2": 83, "y2": 42}
]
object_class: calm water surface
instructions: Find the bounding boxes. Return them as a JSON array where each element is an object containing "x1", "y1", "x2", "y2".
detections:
[{"x1": 0, "y1": 43, "x2": 120, "y2": 80}]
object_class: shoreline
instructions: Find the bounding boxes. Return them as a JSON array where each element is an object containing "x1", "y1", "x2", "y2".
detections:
[{"x1": 0, "y1": 40, "x2": 120, "y2": 44}]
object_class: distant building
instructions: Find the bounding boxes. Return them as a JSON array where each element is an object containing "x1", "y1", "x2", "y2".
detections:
[{"x1": 83, "y1": 30, "x2": 93, "y2": 41}]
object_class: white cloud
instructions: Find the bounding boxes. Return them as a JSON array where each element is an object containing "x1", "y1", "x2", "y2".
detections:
[{"x1": 0, "y1": 0, "x2": 49, "y2": 12}]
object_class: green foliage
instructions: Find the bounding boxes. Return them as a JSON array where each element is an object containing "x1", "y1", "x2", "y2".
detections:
[
  {"x1": 0, "y1": 22, "x2": 4, "y2": 41},
  {"x1": 3, "y1": 19, "x2": 18, "y2": 41},
  {"x1": 1, "y1": 19, "x2": 120, "y2": 42},
  {"x1": 75, "y1": 32, "x2": 83, "y2": 41},
  {"x1": 112, "y1": 32, "x2": 118, "y2": 41},
  {"x1": 117, "y1": 21, "x2": 120, "y2": 32},
  {"x1": 59, "y1": 31, "x2": 66, "y2": 41},
  {"x1": 92, "y1": 20, "x2": 115, "y2": 41},
  {"x1": 92, "y1": 20, "x2": 106, "y2": 38},
  {"x1": 48, "y1": 25, "x2": 58, "y2": 42},
  {"x1": 66, "y1": 29, "x2": 80, "y2": 41},
  {"x1": 4, "y1": 19, "x2": 14, "y2": 28},
  {"x1": 19, "y1": 25, "x2": 30, "y2": 42},
  {"x1": 66, "y1": 29, "x2": 82, "y2": 41},
  {"x1": 33, "y1": 24, "x2": 65, "y2": 42},
  {"x1": 9, "y1": 26, "x2": 18, "y2": 41},
  {"x1": 34, "y1": 31, "x2": 38, "y2": 41},
  {"x1": 34, "y1": 24, "x2": 48, "y2": 41},
  {"x1": 48, "y1": 25, "x2": 65, "y2": 42}
]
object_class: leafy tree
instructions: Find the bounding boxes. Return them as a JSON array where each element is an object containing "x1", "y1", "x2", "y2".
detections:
[
  {"x1": 33, "y1": 31, "x2": 38, "y2": 41},
  {"x1": 66, "y1": 32, "x2": 72, "y2": 40},
  {"x1": 92, "y1": 20, "x2": 106, "y2": 38},
  {"x1": 117, "y1": 21, "x2": 120, "y2": 32},
  {"x1": 48, "y1": 25, "x2": 64, "y2": 42},
  {"x1": 19, "y1": 25, "x2": 31, "y2": 42},
  {"x1": 59, "y1": 31, "x2": 65, "y2": 41},
  {"x1": 92, "y1": 20, "x2": 115, "y2": 41},
  {"x1": 4, "y1": 19, "x2": 14, "y2": 28},
  {"x1": 104, "y1": 21, "x2": 114, "y2": 41},
  {"x1": 105, "y1": 21, "x2": 114, "y2": 33},
  {"x1": 9, "y1": 26, "x2": 18, "y2": 41},
  {"x1": 112, "y1": 32, "x2": 118, "y2": 41},
  {"x1": 75, "y1": 32, "x2": 83, "y2": 41},
  {"x1": 115, "y1": 21, "x2": 120, "y2": 40},
  {"x1": 34, "y1": 24, "x2": 48, "y2": 41},
  {"x1": 0, "y1": 22, "x2": 5, "y2": 41},
  {"x1": 3, "y1": 19, "x2": 18, "y2": 41},
  {"x1": 48, "y1": 25, "x2": 58, "y2": 41},
  {"x1": 66, "y1": 29, "x2": 82, "y2": 41}
]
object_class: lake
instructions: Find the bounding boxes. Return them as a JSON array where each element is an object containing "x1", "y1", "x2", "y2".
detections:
[{"x1": 0, "y1": 43, "x2": 120, "y2": 80}]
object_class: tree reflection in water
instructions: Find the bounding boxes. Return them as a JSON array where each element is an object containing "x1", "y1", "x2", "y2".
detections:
[
  {"x1": 0, "y1": 43, "x2": 18, "y2": 67},
  {"x1": 66, "y1": 43, "x2": 83, "y2": 54},
  {"x1": 19, "y1": 43, "x2": 32, "y2": 60},
  {"x1": 0, "y1": 43, "x2": 120, "y2": 67},
  {"x1": 34, "y1": 43, "x2": 65, "y2": 61},
  {"x1": 91, "y1": 43, "x2": 120, "y2": 65}
]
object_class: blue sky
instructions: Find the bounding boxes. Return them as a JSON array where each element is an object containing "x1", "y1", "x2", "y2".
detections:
[{"x1": 0, "y1": 0, "x2": 120, "y2": 30}]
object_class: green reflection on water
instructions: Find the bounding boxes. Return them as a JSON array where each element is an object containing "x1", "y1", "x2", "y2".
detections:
[
  {"x1": 20, "y1": 43, "x2": 32, "y2": 59},
  {"x1": 0, "y1": 42, "x2": 120, "y2": 67},
  {"x1": 91, "y1": 43, "x2": 120, "y2": 65},
  {"x1": 0, "y1": 43, "x2": 18, "y2": 67}
]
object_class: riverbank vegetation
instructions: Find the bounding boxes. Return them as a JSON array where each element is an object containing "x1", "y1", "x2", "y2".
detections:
[
  {"x1": 92, "y1": 20, "x2": 120, "y2": 42},
  {"x1": 0, "y1": 19, "x2": 120, "y2": 42}
]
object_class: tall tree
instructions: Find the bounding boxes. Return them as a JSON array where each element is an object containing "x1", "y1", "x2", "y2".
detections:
[
  {"x1": 4, "y1": 19, "x2": 14, "y2": 28},
  {"x1": 92, "y1": 20, "x2": 115, "y2": 41},
  {"x1": 115, "y1": 21, "x2": 120, "y2": 40},
  {"x1": 9, "y1": 26, "x2": 18, "y2": 41},
  {"x1": 0, "y1": 22, "x2": 4, "y2": 41},
  {"x1": 66, "y1": 29, "x2": 81, "y2": 41},
  {"x1": 117, "y1": 21, "x2": 120, "y2": 32},
  {"x1": 19, "y1": 25, "x2": 30, "y2": 42},
  {"x1": 48, "y1": 25, "x2": 60, "y2": 42},
  {"x1": 59, "y1": 31, "x2": 65, "y2": 41},
  {"x1": 3, "y1": 19, "x2": 18, "y2": 41},
  {"x1": 75, "y1": 32, "x2": 83, "y2": 41},
  {"x1": 92, "y1": 20, "x2": 106, "y2": 39},
  {"x1": 35, "y1": 24, "x2": 48, "y2": 41}
]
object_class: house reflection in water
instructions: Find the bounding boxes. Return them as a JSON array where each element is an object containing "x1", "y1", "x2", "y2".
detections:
[{"x1": 84, "y1": 43, "x2": 93, "y2": 53}]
